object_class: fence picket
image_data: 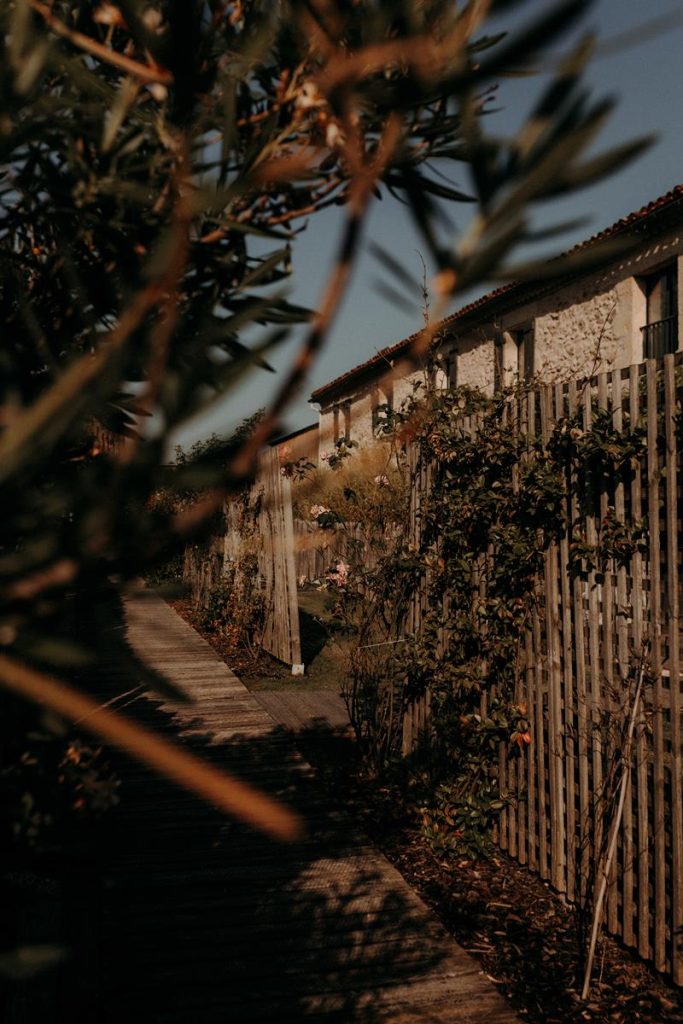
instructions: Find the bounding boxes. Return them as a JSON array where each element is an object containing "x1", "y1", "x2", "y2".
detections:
[
  {"x1": 512, "y1": 395, "x2": 528, "y2": 866},
  {"x1": 519, "y1": 391, "x2": 536, "y2": 871},
  {"x1": 597, "y1": 372, "x2": 620, "y2": 936},
  {"x1": 541, "y1": 385, "x2": 566, "y2": 892},
  {"x1": 566, "y1": 378, "x2": 590, "y2": 912},
  {"x1": 525, "y1": 392, "x2": 549, "y2": 879},
  {"x1": 556, "y1": 381, "x2": 576, "y2": 901},
  {"x1": 646, "y1": 360, "x2": 667, "y2": 972},
  {"x1": 664, "y1": 355, "x2": 683, "y2": 982},
  {"x1": 628, "y1": 363, "x2": 651, "y2": 961},
  {"x1": 583, "y1": 382, "x2": 604, "y2": 894},
  {"x1": 613, "y1": 368, "x2": 635, "y2": 948}
]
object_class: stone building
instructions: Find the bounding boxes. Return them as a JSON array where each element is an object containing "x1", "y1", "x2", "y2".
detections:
[{"x1": 310, "y1": 185, "x2": 683, "y2": 455}]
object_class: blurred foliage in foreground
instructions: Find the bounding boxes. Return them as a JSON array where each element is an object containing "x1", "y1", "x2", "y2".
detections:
[{"x1": 0, "y1": 0, "x2": 650, "y2": 846}]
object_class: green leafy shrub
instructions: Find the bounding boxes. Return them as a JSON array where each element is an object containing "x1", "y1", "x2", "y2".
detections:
[
  {"x1": 329, "y1": 377, "x2": 651, "y2": 858},
  {"x1": 293, "y1": 440, "x2": 408, "y2": 532},
  {"x1": 196, "y1": 560, "x2": 265, "y2": 655},
  {"x1": 0, "y1": 721, "x2": 119, "y2": 855}
]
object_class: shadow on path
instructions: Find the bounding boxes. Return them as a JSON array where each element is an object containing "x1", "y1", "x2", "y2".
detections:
[
  {"x1": 3, "y1": 591, "x2": 516, "y2": 1024},
  {"x1": 86, "y1": 713, "x2": 451, "y2": 1022}
]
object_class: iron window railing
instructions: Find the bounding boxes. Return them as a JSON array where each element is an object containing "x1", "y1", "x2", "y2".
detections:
[{"x1": 641, "y1": 315, "x2": 679, "y2": 359}]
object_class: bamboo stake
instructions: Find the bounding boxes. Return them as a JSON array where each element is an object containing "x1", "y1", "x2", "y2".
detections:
[{"x1": 581, "y1": 650, "x2": 647, "y2": 1000}]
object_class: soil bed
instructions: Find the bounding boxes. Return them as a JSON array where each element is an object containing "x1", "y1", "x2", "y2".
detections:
[
  {"x1": 170, "y1": 596, "x2": 683, "y2": 1024},
  {"x1": 342, "y1": 780, "x2": 683, "y2": 1024}
]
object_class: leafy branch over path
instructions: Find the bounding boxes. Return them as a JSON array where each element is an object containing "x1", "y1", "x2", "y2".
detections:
[{"x1": 0, "y1": 0, "x2": 650, "y2": 839}]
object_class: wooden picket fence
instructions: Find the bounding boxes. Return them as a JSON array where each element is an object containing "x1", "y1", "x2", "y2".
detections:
[
  {"x1": 404, "y1": 355, "x2": 683, "y2": 984},
  {"x1": 183, "y1": 537, "x2": 224, "y2": 609}
]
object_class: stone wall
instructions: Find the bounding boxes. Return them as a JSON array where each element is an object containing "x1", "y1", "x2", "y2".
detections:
[
  {"x1": 314, "y1": 224, "x2": 683, "y2": 461},
  {"x1": 318, "y1": 365, "x2": 423, "y2": 456},
  {"x1": 445, "y1": 228, "x2": 683, "y2": 386}
]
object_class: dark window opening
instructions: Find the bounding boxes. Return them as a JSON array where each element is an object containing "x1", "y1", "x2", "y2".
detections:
[{"x1": 641, "y1": 263, "x2": 678, "y2": 359}]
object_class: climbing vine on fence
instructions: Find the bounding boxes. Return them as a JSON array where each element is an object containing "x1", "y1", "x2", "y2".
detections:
[{"x1": 336, "y1": 377, "x2": 649, "y2": 858}]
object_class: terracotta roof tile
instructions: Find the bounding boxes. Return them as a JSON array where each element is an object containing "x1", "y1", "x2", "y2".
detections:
[{"x1": 310, "y1": 184, "x2": 683, "y2": 403}]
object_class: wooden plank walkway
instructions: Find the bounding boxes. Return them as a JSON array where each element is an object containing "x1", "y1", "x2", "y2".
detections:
[
  {"x1": 87, "y1": 594, "x2": 518, "y2": 1023},
  {"x1": 255, "y1": 690, "x2": 351, "y2": 734}
]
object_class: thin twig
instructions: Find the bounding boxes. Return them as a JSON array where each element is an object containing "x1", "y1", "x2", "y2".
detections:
[
  {"x1": 357, "y1": 637, "x2": 408, "y2": 650},
  {"x1": 581, "y1": 648, "x2": 647, "y2": 1000},
  {"x1": 73, "y1": 684, "x2": 143, "y2": 724},
  {"x1": 234, "y1": 113, "x2": 404, "y2": 470},
  {"x1": 0, "y1": 273, "x2": 170, "y2": 489},
  {"x1": 132, "y1": 143, "x2": 192, "y2": 416}
]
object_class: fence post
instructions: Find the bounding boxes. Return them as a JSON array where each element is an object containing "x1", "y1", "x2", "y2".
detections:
[
  {"x1": 646, "y1": 359, "x2": 667, "y2": 972},
  {"x1": 664, "y1": 354, "x2": 683, "y2": 982},
  {"x1": 541, "y1": 385, "x2": 566, "y2": 893}
]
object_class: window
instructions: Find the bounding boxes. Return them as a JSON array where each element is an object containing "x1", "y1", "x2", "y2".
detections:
[
  {"x1": 332, "y1": 403, "x2": 351, "y2": 442},
  {"x1": 641, "y1": 263, "x2": 678, "y2": 358},
  {"x1": 494, "y1": 332, "x2": 522, "y2": 389}
]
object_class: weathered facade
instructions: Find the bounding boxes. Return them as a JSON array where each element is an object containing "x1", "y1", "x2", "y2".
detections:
[{"x1": 310, "y1": 185, "x2": 683, "y2": 454}]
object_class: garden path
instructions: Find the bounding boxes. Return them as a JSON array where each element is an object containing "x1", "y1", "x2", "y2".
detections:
[
  {"x1": 91, "y1": 592, "x2": 518, "y2": 1023},
  {"x1": 255, "y1": 689, "x2": 350, "y2": 734}
]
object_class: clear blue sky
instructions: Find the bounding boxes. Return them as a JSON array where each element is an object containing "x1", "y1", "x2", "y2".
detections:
[{"x1": 173, "y1": 0, "x2": 683, "y2": 451}]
